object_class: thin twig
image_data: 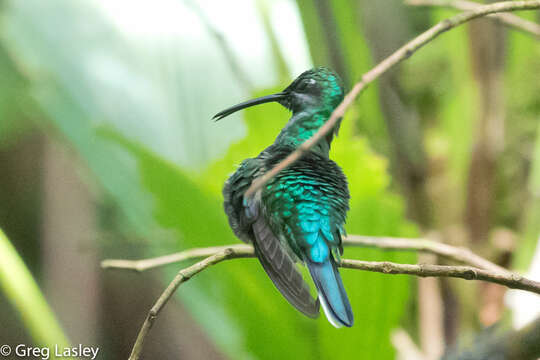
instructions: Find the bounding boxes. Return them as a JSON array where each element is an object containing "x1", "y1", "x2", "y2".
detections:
[
  {"x1": 243, "y1": 0, "x2": 540, "y2": 199},
  {"x1": 131, "y1": 244, "x2": 540, "y2": 358},
  {"x1": 113, "y1": 240, "x2": 540, "y2": 360},
  {"x1": 344, "y1": 235, "x2": 510, "y2": 274},
  {"x1": 102, "y1": 235, "x2": 507, "y2": 274},
  {"x1": 406, "y1": 0, "x2": 540, "y2": 38},
  {"x1": 127, "y1": 248, "x2": 249, "y2": 360},
  {"x1": 184, "y1": 0, "x2": 254, "y2": 93},
  {"x1": 121, "y1": 246, "x2": 540, "y2": 360},
  {"x1": 340, "y1": 260, "x2": 540, "y2": 294},
  {"x1": 102, "y1": 242, "x2": 540, "y2": 295},
  {"x1": 101, "y1": 244, "x2": 253, "y2": 272}
]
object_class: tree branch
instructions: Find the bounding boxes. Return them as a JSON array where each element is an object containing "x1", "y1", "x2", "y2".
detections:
[
  {"x1": 243, "y1": 0, "x2": 540, "y2": 199},
  {"x1": 344, "y1": 235, "x2": 510, "y2": 274},
  {"x1": 111, "y1": 240, "x2": 540, "y2": 360},
  {"x1": 127, "y1": 248, "x2": 246, "y2": 360},
  {"x1": 406, "y1": 0, "x2": 540, "y2": 38},
  {"x1": 340, "y1": 260, "x2": 540, "y2": 294},
  {"x1": 102, "y1": 235, "x2": 507, "y2": 273},
  {"x1": 101, "y1": 244, "x2": 253, "y2": 272},
  {"x1": 110, "y1": 242, "x2": 540, "y2": 360},
  {"x1": 102, "y1": 238, "x2": 540, "y2": 295}
]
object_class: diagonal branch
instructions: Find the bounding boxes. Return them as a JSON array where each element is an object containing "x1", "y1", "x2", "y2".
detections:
[
  {"x1": 406, "y1": 0, "x2": 540, "y2": 38},
  {"x1": 243, "y1": 0, "x2": 540, "y2": 199},
  {"x1": 127, "y1": 248, "x2": 247, "y2": 360}
]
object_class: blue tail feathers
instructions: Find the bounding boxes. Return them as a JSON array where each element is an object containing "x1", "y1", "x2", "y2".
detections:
[{"x1": 307, "y1": 258, "x2": 353, "y2": 327}]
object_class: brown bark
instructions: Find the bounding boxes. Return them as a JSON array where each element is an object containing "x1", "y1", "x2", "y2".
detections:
[{"x1": 465, "y1": 14, "x2": 506, "y2": 244}]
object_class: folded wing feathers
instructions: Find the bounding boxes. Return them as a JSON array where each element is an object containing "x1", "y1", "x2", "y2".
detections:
[{"x1": 252, "y1": 217, "x2": 320, "y2": 317}]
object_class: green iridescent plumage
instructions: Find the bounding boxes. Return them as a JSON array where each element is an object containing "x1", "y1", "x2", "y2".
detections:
[
  {"x1": 217, "y1": 67, "x2": 353, "y2": 327},
  {"x1": 261, "y1": 146, "x2": 348, "y2": 263}
]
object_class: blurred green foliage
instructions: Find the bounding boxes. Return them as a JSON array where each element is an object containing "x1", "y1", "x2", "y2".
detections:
[
  {"x1": 514, "y1": 123, "x2": 540, "y2": 270},
  {"x1": 98, "y1": 84, "x2": 416, "y2": 359},
  {"x1": 297, "y1": 0, "x2": 388, "y2": 151},
  {"x1": 0, "y1": 0, "x2": 539, "y2": 359},
  {"x1": 0, "y1": 44, "x2": 38, "y2": 147},
  {"x1": 0, "y1": 229, "x2": 71, "y2": 358}
]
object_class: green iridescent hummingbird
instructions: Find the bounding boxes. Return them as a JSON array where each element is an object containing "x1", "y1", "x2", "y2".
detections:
[{"x1": 214, "y1": 67, "x2": 353, "y2": 327}]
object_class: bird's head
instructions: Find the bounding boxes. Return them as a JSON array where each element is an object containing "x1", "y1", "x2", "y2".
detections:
[{"x1": 213, "y1": 67, "x2": 344, "y2": 121}]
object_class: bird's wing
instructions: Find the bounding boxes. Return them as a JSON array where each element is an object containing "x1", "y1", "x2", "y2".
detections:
[
  {"x1": 245, "y1": 193, "x2": 320, "y2": 318},
  {"x1": 223, "y1": 159, "x2": 259, "y2": 243}
]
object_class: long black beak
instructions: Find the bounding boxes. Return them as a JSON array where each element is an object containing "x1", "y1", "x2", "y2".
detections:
[{"x1": 213, "y1": 92, "x2": 287, "y2": 121}]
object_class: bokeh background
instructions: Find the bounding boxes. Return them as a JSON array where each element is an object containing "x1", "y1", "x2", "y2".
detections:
[{"x1": 1, "y1": 0, "x2": 539, "y2": 359}]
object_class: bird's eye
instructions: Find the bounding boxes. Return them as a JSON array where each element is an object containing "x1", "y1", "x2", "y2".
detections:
[
  {"x1": 297, "y1": 79, "x2": 308, "y2": 91},
  {"x1": 297, "y1": 78, "x2": 316, "y2": 91}
]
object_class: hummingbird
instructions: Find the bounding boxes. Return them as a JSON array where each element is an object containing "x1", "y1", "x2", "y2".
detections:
[{"x1": 214, "y1": 67, "x2": 353, "y2": 327}]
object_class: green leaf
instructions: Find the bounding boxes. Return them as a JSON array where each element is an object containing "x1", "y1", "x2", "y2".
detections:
[{"x1": 0, "y1": 228, "x2": 71, "y2": 356}]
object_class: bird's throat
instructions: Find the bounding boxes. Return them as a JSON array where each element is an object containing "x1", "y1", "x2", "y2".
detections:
[{"x1": 274, "y1": 109, "x2": 334, "y2": 156}]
